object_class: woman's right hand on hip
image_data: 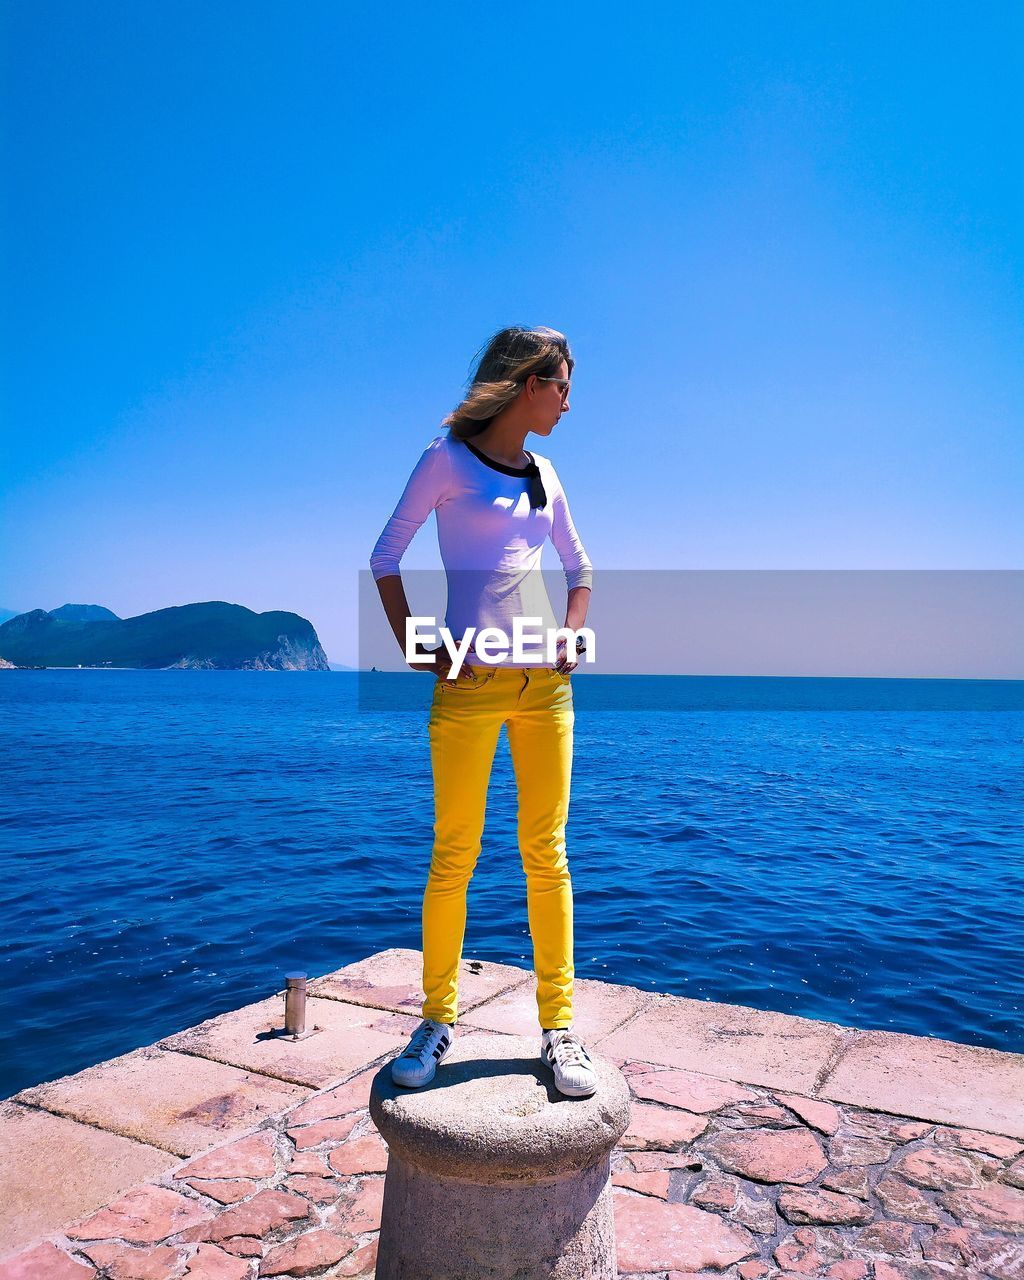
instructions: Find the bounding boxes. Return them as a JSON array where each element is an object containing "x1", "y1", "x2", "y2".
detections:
[{"x1": 407, "y1": 644, "x2": 452, "y2": 680}]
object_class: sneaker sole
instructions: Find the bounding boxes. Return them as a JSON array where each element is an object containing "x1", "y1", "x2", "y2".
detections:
[
  {"x1": 552, "y1": 1078, "x2": 598, "y2": 1098},
  {"x1": 391, "y1": 1034, "x2": 454, "y2": 1089}
]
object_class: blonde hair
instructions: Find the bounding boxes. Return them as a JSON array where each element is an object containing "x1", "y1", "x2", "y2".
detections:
[{"x1": 443, "y1": 326, "x2": 574, "y2": 440}]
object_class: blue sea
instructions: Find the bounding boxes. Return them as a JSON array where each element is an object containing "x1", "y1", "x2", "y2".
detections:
[{"x1": 1, "y1": 670, "x2": 1021, "y2": 1100}]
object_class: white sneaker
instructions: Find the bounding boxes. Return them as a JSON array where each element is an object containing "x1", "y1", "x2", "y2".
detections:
[
  {"x1": 391, "y1": 1018, "x2": 455, "y2": 1088},
  {"x1": 541, "y1": 1027, "x2": 598, "y2": 1097}
]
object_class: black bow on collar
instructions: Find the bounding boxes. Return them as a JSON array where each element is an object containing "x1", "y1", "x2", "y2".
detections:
[
  {"x1": 523, "y1": 455, "x2": 547, "y2": 510},
  {"x1": 463, "y1": 439, "x2": 548, "y2": 510}
]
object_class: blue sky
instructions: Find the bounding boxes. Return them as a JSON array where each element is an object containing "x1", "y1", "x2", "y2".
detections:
[{"x1": 2, "y1": 3, "x2": 1021, "y2": 668}]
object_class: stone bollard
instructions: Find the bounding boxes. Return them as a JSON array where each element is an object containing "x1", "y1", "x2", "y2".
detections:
[{"x1": 369, "y1": 1031, "x2": 631, "y2": 1280}]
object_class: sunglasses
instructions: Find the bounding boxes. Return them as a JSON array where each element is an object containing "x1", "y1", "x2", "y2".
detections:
[{"x1": 536, "y1": 376, "x2": 571, "y2": 400}]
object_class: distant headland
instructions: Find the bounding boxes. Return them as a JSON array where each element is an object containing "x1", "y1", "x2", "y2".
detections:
[{"x1": 0, "y1": 602, "x2": 330, "y2": 671}]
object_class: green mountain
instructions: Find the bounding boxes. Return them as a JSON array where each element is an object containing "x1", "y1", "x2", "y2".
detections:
[
  {"x1": 47, "y1": 603, "x2": 121, "y2": 623},
  {"x1": 0, "y1": 601, "x2": 329, "y2": 671}
]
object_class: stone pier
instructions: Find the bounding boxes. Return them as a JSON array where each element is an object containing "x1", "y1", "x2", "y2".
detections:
[{"x1": 0, "y1": 947, "x2": 1021, "y2": 1278}]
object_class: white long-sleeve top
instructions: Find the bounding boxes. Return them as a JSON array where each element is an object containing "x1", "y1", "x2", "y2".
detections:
[{"x1": 370, "y1": 434, "x2": 592, "y2": 667}]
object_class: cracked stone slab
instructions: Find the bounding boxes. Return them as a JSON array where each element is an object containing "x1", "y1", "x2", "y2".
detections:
[
  {"x1": 14, "y1": 1046, "x2": 310, "y2": 1158},
  {"x1": 819, "y1": 1029, "x2": 1024, "y2": 1138},
  {"x1": 461, "y1": 974, "x2": 652, "y2": 1039},
  {"x1": 307, "y1": 947, "x2": 529, "y2": 1015},
  {"x1": 594, "y1": 990, "x2": 847, "y2": 1094},
  {"x1": 612, "y1": 1187, "x2": 758, "y2": 1273},
  {"x1": 0, "y1": 1241, "x2": 97, "y2": 1278},
  {"x1": 159, "y1": 993, "x2": 414, "y2": 1088},
  {"x1": 0, "y1": 1102, "x2": 175, "y2": 1259}
]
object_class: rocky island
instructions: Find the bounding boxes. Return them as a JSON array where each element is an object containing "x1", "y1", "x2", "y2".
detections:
[{"x1": 0, "y1": 601, "x2": 330, "y2": 671}]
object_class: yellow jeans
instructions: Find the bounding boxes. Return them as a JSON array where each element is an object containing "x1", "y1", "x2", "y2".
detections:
[{"x1": 422, "y1": 664, "x2": 576, "y2": 1030}]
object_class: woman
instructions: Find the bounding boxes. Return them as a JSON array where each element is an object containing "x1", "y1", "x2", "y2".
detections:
[{"x1": 369, "y1": 326, "x2": 598, "y2": 1098}]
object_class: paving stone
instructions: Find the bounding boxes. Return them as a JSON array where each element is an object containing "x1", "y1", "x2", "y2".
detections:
[
  {"x1": 174, "y1": 1132, "x2": 277, "y2": 1181},
  {"x1": 841, "y1": 1111, "x2": 932, "y2": 1142},
  {"x1": 285, "y1": 1115, "x2": 359, "y2": 1150},
  {"x1": 852, "y1": 1220, "x2": 918, "y2": 1256},
  {"x1": 183, "y1": 1244, "x2": 253, "y2": 1279},
  {"x1": 773, "y1": 1225, "x2": 844, "y2": 1273},
  {"x1": 282, "y1": 1174, "x2": 346, "y2": 1204},
  {"x1": 280, "y1": 1068, "x2": 377, "y2": 1128},
  {"x1": 820, "y1": 1166, "x2": 871, "y2": 1199},
  {"x1": 689, "y1": 1174, "x2": 737, "y2": 1211},
  {"x1": 940, "y1": 1182, "x2": 1024, "y2": 1233},
  {"x1": 768, "y1": 1090, "x2": 839, "y2": 1131},
  {"x1": 0, "y1": 1101, "x2": 175, "y2": 1256},
  {"x1": 702, "y1": 1126, "x2": 828, "y2": 1185},
  {"x1": 824, "y1": 1263, "x2": 869, "y2": 1279},
  {"x1": 617, "y1": 1059, "x2": 651, "y2": 1077},
  {"x1": 968, "y1": 1232, "x2": 1024, "y2": 1280},
  {"x1": 66, "y1": 1184, "x2": 213, "y2": 1244},
  {"x1": 919, "y1": 1225, "x2": 976, "y2": 1267},
  {"x1": 843, "y1": 1111, "x2": 932, "y2": 1143},
  {"x1": 628, "y1": 1066, "x2": 756, "y2": 1113},
  {"x1": 161, "y1": 995, "x2": 412, "y2": 1090},
  {"x1": 620, "y1": 1101, "x2": 708, "y2": 1150},
  {"x1": 777, "y1": 1187, "x2": 874, "y2": 1225},
  {"x1": 213, "y1": 1238, "x2": 263, "y2": 1258},
  {"x1": 627, "y1": 1150, "x2": 703, "y2": 1172},
  {"x1": 185, "y1": 1179, "x2": 259, "y2": 1204},
  {"x1": 324, "y1": 1177, "x2": 383, "y2": 1236},
  {"x1": 732, "y1": 1183, "x2": 779, "y2": 1235},
  {"x1": 285, "y1": 1151, "x2": 328, "y2": 1175},
  {"x1": 460, "y1": 974, "x2": 651, "y2": 1039},
  {"x1": 307, "y1": 947, "x2": 527, "y2": 1016},
  {"x1": 874, "y1": 1175, "x2": 944, "y2": 1224},
  {"x1": 598, "y1": 993, "x2": 844, "y2": 1094},
  {"x1": 828, "y1": 1134, "x2": 893, "y2": 1166},
  {"x1": 0, "y1": 1242, "x2": 97, "y2": 1279},
  {"x1": 1006, "y1": 1157, "x2": 1024, "y2": 1190},
  {"x1": 612, "y1": 1187, "x2": 757, "y2": 1272},
  {"x1": 736, "y1": 1262, "x2": 773, "y2": 1279},
  {"x1": 893, "y1": 1147, "x2": 981, "y2": 1190},
  {"x1": 873, "y1": 1262, "x2": 952, "y2": 1280},
  {"x1": 14, "y1": 1048, "x2": 309, "y2": 1158},
  {"x1": 79, "y1": 1242, "x2": 183, "y2": 1279},
  {"x1": 728, "y1": 1101, "x2": 798, "y2": 1128},
  {"x1": 334, "y1": 1239, "x2": 377, "y2": 1277},
  {"x1": 612, "y1": 1168, "x2": 671, "y2": 1199},
  {"x1": 820, "y1": 1030, "x2": 1024, "y2": 1138},
  {"x1": 327, "y1": 1135, "x2": 388, "y2": 1175},
  {"x1": 258, "y1": 1228, "x2": 352, "y2": 1276},
  {"x1": 933, "y1": 1126, "x2": 1024, "y2": 1160},
  {"x1": 894, "y1": 1122, "x2": 935, "y2": 1142},
  {"x1": 199, "y1": 1189, "x2": 313, "y2": 1242}
]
